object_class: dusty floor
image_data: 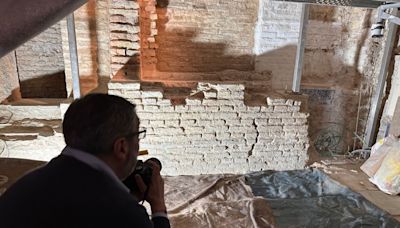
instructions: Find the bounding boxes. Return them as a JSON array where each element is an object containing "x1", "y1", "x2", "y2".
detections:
[
  {"x1": 311, "y1": 156, "x2": 400, "y2": 222},
  {"x1": 1, "y1": 157, "x2": 400, "y2": 223}
]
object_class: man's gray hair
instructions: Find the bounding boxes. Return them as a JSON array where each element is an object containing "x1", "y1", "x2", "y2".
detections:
[{"x1": 63, "y1": 93, "x2": 137, "y2": 155}]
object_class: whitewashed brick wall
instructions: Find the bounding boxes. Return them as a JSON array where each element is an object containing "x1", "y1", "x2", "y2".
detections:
[
  {"x1": 254, "y1": 0, "x2": 302, "y2": 89},
  {"x1": 109, "y1": 81, "x2": 309, "y2": 175}
]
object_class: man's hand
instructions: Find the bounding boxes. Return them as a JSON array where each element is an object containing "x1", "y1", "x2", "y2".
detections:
[{"x1": 134, "y1": 161, "x2": 167, "y2": 214}]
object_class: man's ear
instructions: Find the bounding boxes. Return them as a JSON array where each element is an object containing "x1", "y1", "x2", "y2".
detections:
[{"x1": 113, "y1": 137, "x2": 129, "y2": 160}]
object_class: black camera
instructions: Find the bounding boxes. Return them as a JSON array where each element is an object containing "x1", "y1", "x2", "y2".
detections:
[{"x1": 123, "y1": 157, "x2": 162, "y2": 192}]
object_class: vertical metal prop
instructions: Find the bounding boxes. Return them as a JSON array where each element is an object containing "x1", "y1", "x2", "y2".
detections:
[
  {"x1": 364, "y1": 8, "x2": 399, "y2": 148},
  {"x1": 292, "y1": 4, "x2": 309, "y2": 93},
  {"x1": 66, "y1": 13, "x2": 81, "y2": 99}
]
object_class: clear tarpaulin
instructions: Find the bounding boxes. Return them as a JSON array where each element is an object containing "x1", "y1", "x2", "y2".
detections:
[{"x1": 245, "y1": 169, "x2": 400, "y2": 228}]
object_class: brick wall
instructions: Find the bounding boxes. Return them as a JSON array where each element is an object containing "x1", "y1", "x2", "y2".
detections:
[
  {"x1": 302, "y1": 6, "x2": 382, "y2": 153},
  {"x1": 0, "y1": 53, "x2": 20, "y2": 103},
  {"x1": 254, "y1": 0, "x2": 302, "y2": 89},
  {"x1": 15, "y1": 23, "x2": 66, "y2": 98},
  {"x1": 108, "y1": 0, "x2": 140, "y2": 80},
  {"x1": 139, "y1": 0, "x2": 158, "y2": 75},
  {"x1": 61, "y1": 0, "x2": 111, "y2": 95},
  {"x1": 109, "y1": 81, "x2": 309, "y2": 175},
  {"x1": 154, "y1": 0, "x2": 258, "y2": 73}
]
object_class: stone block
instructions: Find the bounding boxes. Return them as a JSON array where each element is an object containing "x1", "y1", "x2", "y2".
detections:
[
  {"x1": 157, "y1": 99, "x2": 172, "y2": 106},
  {"x1": 153, "y1": 127, "x2": 184, "y2": 136},
  {"x1": 229, "y1": 126, "x2": 256, "y2": 133},
  {"x1": 258, "y1": 125, "x2": 283, "y2": 133},
  {"x1": 292, "y1": 112, "x2": 309, "y2": 118},
  {"x1": 159, "y1": 106, "x2": 174, "y2": 112},
  {"x1": 143, "y1": 113, "x2": 180, "y2": 120},
  {"x1": 180, "y1": 119, "x2": 196, "y2": 126},
  {"x1": 216, "y1": 132, "x2": 231, "y2": 140},
  {"x1": 142, "y1": 98, "x2": 157, "y2": 105},
  {"x1": 267, "y1": 98, "x2": 286, "y2": 106},
  {"x1": 108, "y1": 89, "x2": 123, "y2": 96},
  {"x1": 108, "y1": 82, "x2": 140, "y2": 90},
  {"x1": 143, "y1": 105, "x2": 159, "y2": 112},
  {"x1": 204, "y1": 125, "x2": 229, "y2": 133},
  {"x1": 110, "y1": 48, "x2": 126, "y2": 56},
  {"x1": 287, "y1": 106, "x2": 300, "y2": 112},
  {"x1": 217, "y1": 84, "x2": 245, "y2": 92},
  {"x1": 219, "y1": 105, "x2": 235, "y2": 112},
  {"x1": 164, "y1": 120, "x2": 179, "y2": 127},
  {"x1": 247, "y1": 106, "x2": 261, "y2": 112},
  {"x1": 111, "y1": 1, "x2": 139, "y2": 9},
  {"x1": 261, "y1": 106, "x2": 274, "y2": 112},
  {"x1": 202, "y1": 133, "x2": 216, "y2": 140},
  {"x1": 282, "y1": 118, "x2": 296, "y2": 125},
  {"x1": 109, "y1": 24, "x2": 140, "y2": 34},
  {"x1": 203, "y1": 91, "x2": 217, "y2": 99},
  {"x1": 124, "y1": 91, "x2": 141, "y2": 98},
  {"x1": 211, "y1": 120, "x2": 225, "y2": 126},
  {"x1": 189, "y1": 106, "x2": 205, "y2": 112},
  {"x1": 234, "y1": 105, "x2": 247, "y2": 112},
  {"x1": 184, "y1": 126, "x2": 205, "y2": 135},
  {"x1": 285, "y1": 99, "x2": 294, "y2": 106},
  {"x1": 110, "y1": 15, "x2": 139, "y2": 26},
  {"x1": 273, "y1": 105, "x2": 288, "y2": 112},
  {"x1": 126, "y1": 49, "x2": 140, "y2": 56},
  {"x1": 283, "y1": 125, "x2": 308, "y2": 132},
  {"x1": 268, "y1": 118, "x2": 282, "y2": 125},
  {"x1": 224, "y1": 118, "x2": 241, "y2": 126},
  {"x1": 254, "y1": 118, "x2": 268, "y2": 126},
  {"x1": 205, "y1": 106, "x2": 219, "y2": 112},
  {"x1": 175, "y1": 105, "x2": 188, "y2": 112},
  {"x1": 150, "y1": 120, "x2": 164, "y2": 127},
  {"x1": 141, "y1": 91, "x2": 163, "y2": 98},
  {"x1": 231, "y1": 91, "x2": 245, "y2": 99},
  {"x1": 230, "y1": 133, "x2": 245, "y2": 139},
  {"x1": 217, "y1": 91, "x2": 232, "y2": 99},
  {"x1": 239, "y1": 113, "x2": 262, "y2": 119},
  {"x1": 295, "y1": 118, "x2": 307, "y2": 125}
]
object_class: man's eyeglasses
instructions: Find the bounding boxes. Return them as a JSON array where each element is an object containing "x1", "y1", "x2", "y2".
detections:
[{"x1": 125, "y1": 127, "x2": 147, "y2": 140}]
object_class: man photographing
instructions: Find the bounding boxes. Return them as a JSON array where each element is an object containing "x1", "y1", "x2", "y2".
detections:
[{"x1": 0, "y1": 93, "x2": 170, "y2": 228}]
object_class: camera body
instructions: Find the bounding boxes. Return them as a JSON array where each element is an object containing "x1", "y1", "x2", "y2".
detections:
[{"x1": 123, "y1": 157, "x2": 162, "y2": 192}]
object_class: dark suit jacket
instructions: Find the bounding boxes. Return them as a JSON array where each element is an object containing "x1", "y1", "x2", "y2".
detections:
[{"x1": 0, "y1": 155, "x2": 170, "y2": 228}]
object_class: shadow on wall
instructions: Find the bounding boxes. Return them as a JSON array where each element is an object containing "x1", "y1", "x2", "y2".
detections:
[
  {"x1": 133, "y1": 1, "x2": 367, "y2": 156},
  {"x1": 153, "y1": 0, "x2": 255, "y2": 73},
  {"x1": 155, "y1": 28, "x2": 255, "y2": 72},
  {"x1": 303, "y1": 8, "x2": 378, "y2": 156},
  {"x1": 309, "y1": 5, "x2": 336, "y2": 22},
  {"x1": 19, "y1": 71, "x2": 68, "y2": 99},
  {"x1": 114, "y1": 22, "x2": 364, "y2": 156},
  {"x1": 74, "y1": 0, "x2": 110, "y2": 96},
  {"x1": 1, "y1": 88, "x2": 21, "y2": 104}
]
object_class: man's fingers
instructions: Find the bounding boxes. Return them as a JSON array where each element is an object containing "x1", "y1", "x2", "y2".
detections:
[
  {"x1": 147, "y1": 160, "x2": 161, "y2": 173},
  {"x1": 134, "y1": 174, "x2": 147, "y2": 193}
]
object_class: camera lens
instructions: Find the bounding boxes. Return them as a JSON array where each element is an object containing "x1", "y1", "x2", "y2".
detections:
[{"x1": 146, "y1": 157, "x2": 162, "y2": 170}]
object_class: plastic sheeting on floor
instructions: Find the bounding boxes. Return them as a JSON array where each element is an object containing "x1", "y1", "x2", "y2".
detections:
[
  {"x1": 245, "y1": 169, "x2": 400, "y2": 228},
  {"x1": 164, "y1": 174, "x2": 275, "y2": 228}
]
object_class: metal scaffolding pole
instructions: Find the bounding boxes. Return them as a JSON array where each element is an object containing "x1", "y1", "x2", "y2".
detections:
[
  {"x1": 271, "y1": 0, "x2": 382, "y2": 8},
  {"x1": 66, "y1": 13, "x2": 81, "y2": 99},
  {"x1": 364, "y1": 8, "x2": 399, "y2": 148},
  {"x1": 292, "y1": 4, "x2": 309, "y2": 93}
]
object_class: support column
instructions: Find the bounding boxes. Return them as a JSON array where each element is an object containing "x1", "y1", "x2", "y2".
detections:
[{"x1": 292, "y1": 3, "x2": 309, "y2": 93}]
